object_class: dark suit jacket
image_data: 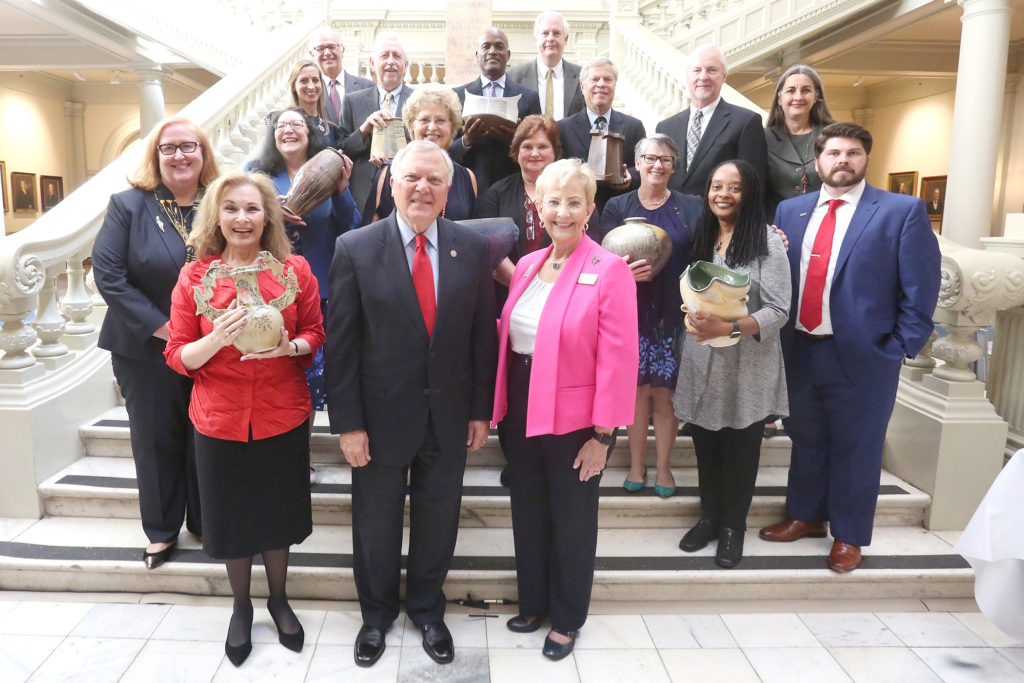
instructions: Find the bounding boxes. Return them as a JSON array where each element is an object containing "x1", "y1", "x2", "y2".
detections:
[
  {"x1": 506, "y1": 59, "x2": 585, "y2": 119},
  {"x1": 558, "y1": 108, "x2": 646, "y2": 207},
  {"x1": 656, "y1": 98, "x2": 767, "y2": 196},
  {"x1": 14, "y1": 189, "x2": 34, "y2": 211},
  {"x1": 322, "y1": 71, "x2": 375, "y2": 127},
  {"x1": 775, "y1": 184, "x2": 940, "y2": 384},
  {"x1": 337, "y1": 84, "x2": 414, "y2": 211},
  {"x1": 447, "y1": 77, "x2": 541, "y2": 195},
  {"x1": 764, "y1": 123, "x2": 825, "y2": 215},
  {"x1": 326, "y1": 214, "x2": 498, "y2": 464},
  {"x1": 92, "y1": 187, "x2": 189, "y2": 363}
]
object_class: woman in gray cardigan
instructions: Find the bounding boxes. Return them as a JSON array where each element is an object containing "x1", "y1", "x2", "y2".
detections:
[{"x1": 673, "y1": 159, "x2": 791, "y2": 568}]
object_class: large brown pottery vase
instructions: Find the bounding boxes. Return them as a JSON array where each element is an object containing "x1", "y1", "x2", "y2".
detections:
[
  {"x1": 679, "y1": 260, "x2": 750, "y2": 348},
  {"x1": 282, "y1": 148, "x2": 347, "y2": 216},
  {"x1": 193, "y1": 251, "x2": 300, "y2": 355},
  {"x1": 601, "y1": 216, "x2": 673, "y2": 278}
]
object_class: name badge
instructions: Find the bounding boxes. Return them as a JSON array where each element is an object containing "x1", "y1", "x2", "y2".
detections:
[{"x1": 578, "y1": 273, "x2": 598, "y2": 285}]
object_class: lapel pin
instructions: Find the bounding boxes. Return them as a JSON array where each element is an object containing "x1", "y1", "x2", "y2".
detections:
[
  {"x1": 523, "y1": 264, "x2": 534, "y2": 278},
  {"x1": 155, "y1": 215, "x2": 165, "y2": 232},
  {"x1": 592, "y1": 256, "x2": 601, "y2": 265},
  {"x1": 450, "y1": 249, "x2": 457, "y2": 258},
  {"x1": 799, "y1": 212, "x2": 808, "y2": 217}
]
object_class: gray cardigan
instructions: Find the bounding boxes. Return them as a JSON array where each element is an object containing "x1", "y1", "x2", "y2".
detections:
[{"x1": 672, "y1": 227, "x2": 791, "y2": 430}]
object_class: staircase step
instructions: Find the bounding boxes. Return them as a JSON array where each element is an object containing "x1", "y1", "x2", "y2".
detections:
[
  {"x1": 80, "y1": 407, "x2": 795, "y2": 467},
  {"x1": 0, "y1": 517, "x2": 972, "y2": 601},
  {"x1": 39, "y1": 458, "x2": 929, "y2": 529}
]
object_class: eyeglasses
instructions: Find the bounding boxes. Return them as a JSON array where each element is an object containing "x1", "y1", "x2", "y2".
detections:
[
  {"x1": 275, "y1": 120, "x2": 308, "y2": 131},
  {"x1": 313, "y1": 43, "x2": 340, "y2": 53},
  {"x1": 639, "y1": 154, "x2": 674, "y2": 166},
  {"x1": 157, "y1": 141, "x2": 199, "y2": 155}
]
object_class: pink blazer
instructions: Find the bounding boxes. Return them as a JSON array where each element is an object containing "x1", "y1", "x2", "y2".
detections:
[{"x1": 492, "y1": 234, "x2": 639, "y2": 437}]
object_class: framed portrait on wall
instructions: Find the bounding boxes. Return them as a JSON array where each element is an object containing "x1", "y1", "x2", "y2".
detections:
[
  {"x1": 887, "y1": 171, "x2": 918, "y2": 197},
  {"x1": 11, "y1": 172, "x2": 37, "y2": 213},
  {"x1": 920, "y1": 175, "x2": 946, "y2": 234},
  {"x1": 40, "y1": 175, "x2": 64, "y2": 212},
  {"x1": 1, "y1": 161, "x2": 7, "y2": 212}
]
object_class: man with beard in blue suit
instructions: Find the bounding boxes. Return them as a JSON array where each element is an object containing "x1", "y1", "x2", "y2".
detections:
[
  {"x1": 759, "y1": 122, "x2": 940, "y2": 573},
  {"x1": 447, "y1": 27, "x2": 541, "y2": 195}
]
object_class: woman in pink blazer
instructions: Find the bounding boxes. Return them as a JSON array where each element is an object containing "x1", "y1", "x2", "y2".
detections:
[{"x1": 491, "y1": 159, "x2": 638, "y2": 660}]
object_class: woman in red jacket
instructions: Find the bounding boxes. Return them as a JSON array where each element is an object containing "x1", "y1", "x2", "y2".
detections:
[{"x1": 165, "y1": 170, "x2": 324, "y2": 667}]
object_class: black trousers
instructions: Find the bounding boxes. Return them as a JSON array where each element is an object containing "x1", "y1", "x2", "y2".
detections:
[
  {"x1": 351, "y1": 420, "x2": 465, "y2": 629},
  {"x1": 690, "y1": 420, "x2": 764, "y2": 531},
  {"x1": 503, "y1": 355, "x2": 601, "y2": 632},
  {"x1": 112, "y1": 353, "x2": 201, "y2": 544}
]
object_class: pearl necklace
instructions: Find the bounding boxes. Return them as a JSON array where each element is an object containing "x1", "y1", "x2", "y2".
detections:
[{"x1": 638, "y1": 191, "x2": 670, "y2": 208}]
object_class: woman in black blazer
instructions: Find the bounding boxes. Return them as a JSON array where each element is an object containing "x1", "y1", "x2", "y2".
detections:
[{"x1": 92, "y1": 115, "x2": 220, "y2": 569}]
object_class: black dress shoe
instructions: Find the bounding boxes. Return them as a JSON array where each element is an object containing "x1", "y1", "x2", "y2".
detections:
[
  {"x1": 507, "y1": 615, "x2": 545, "y2": 633},
  {"x1": 715, "y1": 528, "x2": 745, "y2": 568},
  {"x1": 500, "y1": 466, "x2": 510, "y2": 488},
  {"x1": 142, "y1": 542, "x2": 176, "y2": 570},
  {"x1": 678, "y1": 519, "x2": 719, "y2": 552},
  {"x1": 420, "y1": 621, "x2": 454, "y2": 664},
  {"x1": 225, "y1": 603, "x2": 253, "y2": 667},
  {"x1": 542, "y1": 628, "x2": 579, "y2": 661},
  {"x1": 267, "y1": 597, "x2": 304, "y2": 652},
  {"x1": 354, "y1": 624, "x2": 387, "y2": 667}
]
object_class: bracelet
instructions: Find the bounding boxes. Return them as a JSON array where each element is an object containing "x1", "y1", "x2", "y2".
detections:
[{"x1": 289, "y1": 341, "x2": 299, "y2": 357}]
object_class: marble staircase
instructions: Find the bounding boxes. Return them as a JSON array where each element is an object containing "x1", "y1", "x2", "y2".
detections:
[{"x1": 0, "y1": 408, "x2": 972, "y2": 603}]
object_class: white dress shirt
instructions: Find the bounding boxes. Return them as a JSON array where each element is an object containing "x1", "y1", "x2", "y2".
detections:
[
  {"x1": 376, "y1": 85, "x2": 403, "y2": 115},
  {"x1": 535, "y1": 57, "x2": 565, "y2": 119},
  {"x1": 795, "y1": 179, "x2": 867, "y2": 335},
  {"x1": 479, "y1": 74, "x2": 508, "y2": 97},
  {"x1": 586, "y1": 108, "x2": 613, "y2": 129},
  {"x1": 396, "y1": 215, "x2": 439, "y2": 298},
  {"x1": 689, "y1": 96, "x2": 722, "y2": 138}
]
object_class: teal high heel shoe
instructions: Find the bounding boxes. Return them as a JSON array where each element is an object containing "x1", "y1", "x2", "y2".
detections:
[{"x1": 623, "y1": 466, "x2": 647, "y2": 492}]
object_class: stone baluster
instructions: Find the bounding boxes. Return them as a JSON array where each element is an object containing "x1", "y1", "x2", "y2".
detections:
[
  {"x1": 62, "y1": 255, "x2": 95, "y2": 337},
  {"x1": 31, "y1": 272, "x2": 70, "y2": 364},
  {"x1": 228, "y1": 108, "x2": 248, "y2": 164},
  {"x1": 0, "y1": 310, "x2": 39, "y2": 371}
]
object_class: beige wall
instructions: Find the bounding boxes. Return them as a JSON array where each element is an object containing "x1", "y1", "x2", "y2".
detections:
[{"x1": 866, "y1": 89, "x2": 955, "y2": 197}]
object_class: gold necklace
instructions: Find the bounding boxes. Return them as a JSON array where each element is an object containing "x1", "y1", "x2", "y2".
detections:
[{"x1": 155, "y1": 192, "x2": 197, "y2": 262}]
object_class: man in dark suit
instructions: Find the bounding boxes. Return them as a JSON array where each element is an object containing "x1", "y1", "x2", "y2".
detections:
[
  {"x1": 310, "y1": 28, "x2": 374, "y2": 127},
  {"x1": 506, "y1": 11, "x2": 584, "y2": 120},
  {"x1": 656, "y1": 45, "x2": 766, "y2": 196},
  {"x1": 759, "y1": 122, "x2": 940, "y2": 573},
  {"x1": 337, "y1": 31, "x2": 414, "y2": 210},
  {"x1": 447, "y1": 27, "x2": 541, "y2": 195},
  {"x1": 326, "y1": 141, "x2": 497, "y2": 667},
  {"x1": 14, "y1": 178, "x2": 34, "y2": 211},
  {"x1": 927, "y1": 188, "x2": 944, "y2": 215},
  {"x1": 557, "y1": 57, "x2": 645, "y2": 209}
]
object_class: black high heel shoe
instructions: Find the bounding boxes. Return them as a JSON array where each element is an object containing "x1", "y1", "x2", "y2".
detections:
[
  {"x1": 142, "y1": 541, "x2": 176, "y2": 570},
  {"x1": 268, "y1": 597, "x2": 304, "y2": 652},
  {"x1": 225, "y1": 602, "x2": 253, "y2": 667},
  {"x1": 542, "y1": 627, "x2": 579, "y2": 661}
]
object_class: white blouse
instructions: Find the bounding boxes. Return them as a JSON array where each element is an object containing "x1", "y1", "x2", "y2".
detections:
[{"x1": 509, "y1": 276, "x2": 554, "y2": 355}]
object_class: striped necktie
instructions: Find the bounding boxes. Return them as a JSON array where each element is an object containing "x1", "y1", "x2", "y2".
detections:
[{"x1": 686, "y1": 109, "x2": 703, "y2": 171}]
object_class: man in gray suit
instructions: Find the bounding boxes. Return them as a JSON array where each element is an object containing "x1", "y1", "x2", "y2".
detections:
[
  {"x1": 656, "y1": 45, "x2": 766, "y2": 196},
  {"x1": 310, "y1": 28, "x2": 374, "y2": 127},
  {"x1": 338, "y1": 31, "x2": 414, "y2": 210},
  {"x1": 506, "y1": 11, "x2": 585, "y2": 120}
]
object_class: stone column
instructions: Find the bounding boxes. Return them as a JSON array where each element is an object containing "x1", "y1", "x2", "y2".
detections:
[
  {"x1": 136, "y1": 68, "x2": 167, "y2": 138},
  {"x1": 944, "y1": 0, "x2": 1014, "y2": 248},
  {"x1": 63, "y1": 101, "x2": 87, "y2": 190}
]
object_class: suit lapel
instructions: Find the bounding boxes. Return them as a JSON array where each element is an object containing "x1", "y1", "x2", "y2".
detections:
[
  {"x1": 784, "y1": 193, "x2": 818, "y2": 279},
  {"x1": 379, "y1": 216, "x2": 430, "y2": 338},
  {"x1": 833, "y1": 185, "x2": 880, "y2": 281},
  {"x1": 433, "y1": 220, "x2": 458, "y2": 341},
  {"x1": 570, "y1": 111, "x2": 592, "y2": 157},
  {"x1": 144, "y1": 192, "x2": 188, "y2": 267},
  {"x1": 687, "y1": 103, "x2": 730, "y2": 179},
  {"x1": 563, "y1": 63, "x2": 580, "y2": 107},
  {"x1": 466, "y1": 80, "x2": 483, "y2": 97}
]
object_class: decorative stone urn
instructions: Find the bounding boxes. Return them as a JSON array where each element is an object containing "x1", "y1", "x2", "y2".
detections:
[
  {"x1": 679, "y1": 260, "x2": 750, "y2": 348},
  {"x1": 193, "y1": 251, "x2": 300, "y2": 355},
  {"x1": 601, "y1": 217, "x2": 673, "y2": 278}
]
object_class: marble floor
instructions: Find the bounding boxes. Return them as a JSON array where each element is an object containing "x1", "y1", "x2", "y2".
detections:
[{"x1": 1, "y1": 592, "x2": 1021, "y2": 682}]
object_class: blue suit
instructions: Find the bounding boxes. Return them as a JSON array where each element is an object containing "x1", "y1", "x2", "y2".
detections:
[{"x1": 775, "y1": 183, "x2": 940, "y2": 546}]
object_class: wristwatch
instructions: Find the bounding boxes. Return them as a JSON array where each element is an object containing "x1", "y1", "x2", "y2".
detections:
[
  {"x1": 591, "y1": 430, "x2": 615, "y2": 446},
  {"x1": 729, "y1": 321, "x2": 742, "y2": 339}
]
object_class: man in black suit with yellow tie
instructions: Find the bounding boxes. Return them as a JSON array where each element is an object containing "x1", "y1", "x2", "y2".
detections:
[
  {"x1": 506, "y1": 11, "x2": 585, "y2": 120},
  {"x1": 326, "y1": 141, "x2": 497, "y2": 668},
  {"x1": 447, "y1": 27, "x2": 542, "y2": 194},
  {"x1": 656, "y1": 45, "x2": 766, "y2": 195}
]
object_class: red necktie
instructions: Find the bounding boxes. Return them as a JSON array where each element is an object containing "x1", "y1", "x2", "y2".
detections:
[
  {"x1": 413, "y1": 234, "x2": 436, "y2": 336},
  {"x1": 799, "y1": 198, "x2": 844, "y2": 332},
  {"x1": 328, "y1": 79, "x2": 341, "y2": 121}
]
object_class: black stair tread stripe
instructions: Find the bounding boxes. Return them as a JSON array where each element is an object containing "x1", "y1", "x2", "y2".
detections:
[
  {"x1": 0, "y1": 541, "x2": 968, "y2": 571},
  {"x1": 51, "y1": 475, "x2": 912, "y2": 498}
]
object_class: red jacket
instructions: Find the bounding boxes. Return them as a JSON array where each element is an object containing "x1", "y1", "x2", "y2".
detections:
[{"x1": 165, "y1": 254, "x2": 325, "y2": 441}]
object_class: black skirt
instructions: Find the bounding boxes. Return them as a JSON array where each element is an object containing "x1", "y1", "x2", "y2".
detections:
[{"x1": 195, "y1": 422, "x2": 312, "y2": 559}]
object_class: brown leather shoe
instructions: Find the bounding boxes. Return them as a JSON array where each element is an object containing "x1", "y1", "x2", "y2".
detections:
[
  {"x1": 758, "y1": 519, "x2": 827, "y2": 542},
  {"x1": 828, "y1": 541, "x2": 862, "y2": 573}
]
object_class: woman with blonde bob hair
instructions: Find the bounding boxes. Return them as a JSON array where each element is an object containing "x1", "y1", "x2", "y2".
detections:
[
  {"x1": 363, "y1": 83, "x2": 477, "y2": 223},
  {"x1": 92, "y1": 115, "x2": 219, "y2": 571},
  {"x1": 165, "y1": 170, "x2": 325, "y2": 667},
  {"x1": 492, "y1": 158, "x2": 638, "y2": 660}
]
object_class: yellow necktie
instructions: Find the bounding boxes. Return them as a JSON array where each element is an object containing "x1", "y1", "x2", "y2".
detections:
[{"x1": 545, "y1": 69, "x2": 555, "y2": 119}]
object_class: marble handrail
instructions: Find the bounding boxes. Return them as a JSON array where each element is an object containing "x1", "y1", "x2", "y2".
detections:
[{"x1": 0, "y1": 19, "x2": 321, "y2": 376}]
